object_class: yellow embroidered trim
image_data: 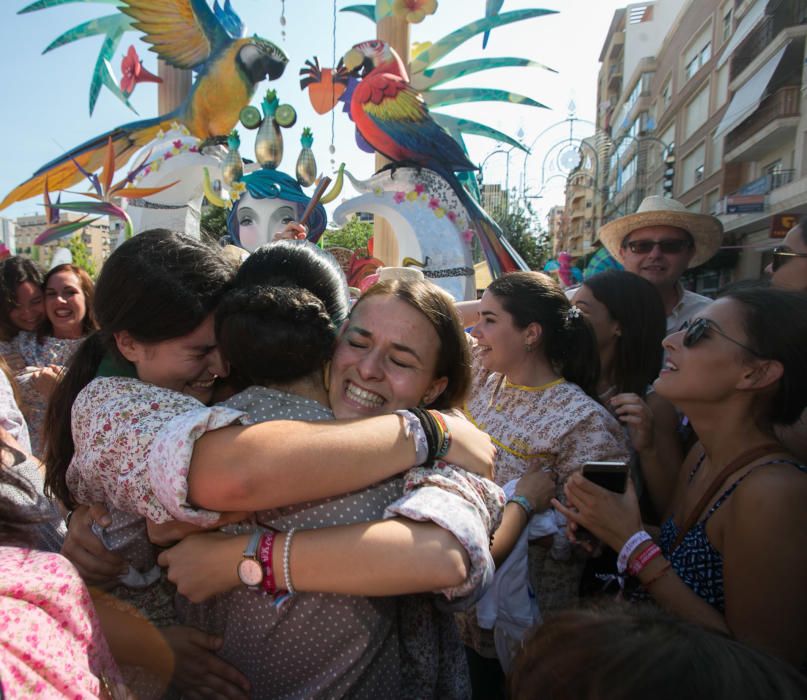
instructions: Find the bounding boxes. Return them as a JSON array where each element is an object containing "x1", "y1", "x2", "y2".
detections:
[
  {"x1": 462, "y1": 405, "x2": 553, "y2": 461},
  {"x1": 503, "y1": 377, "x2": 565, "y2": 392}
]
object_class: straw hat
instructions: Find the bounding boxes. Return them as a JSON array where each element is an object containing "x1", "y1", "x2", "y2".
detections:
[{"x1": 598, "y1": 196, "x2": 723, "y2": 268}]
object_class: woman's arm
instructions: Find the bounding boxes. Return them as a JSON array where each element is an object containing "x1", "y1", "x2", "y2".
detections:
[
  {"x1": 490, "y1": 469, "x2": 556, "y2": 567},
  {"x1": 455, "y1": 300, "x2": 481, "y2": 328},
  {"x1": 553, "y1": 474, "x2": 729, "y2": 632},
  {"x1": 186, "y1": 412, "x2": 494, "y2": 511},
  {"x1": 158, "y1": 519, "x2": 470, "y2": 604},
  {"x1": 721, "y1": 467, "x2": 807, "y2": 665},
  {"x1": 611, "y1": 392, "x2": 683, "y2": 517}
]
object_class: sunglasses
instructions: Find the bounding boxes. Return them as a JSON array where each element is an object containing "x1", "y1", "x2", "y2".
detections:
[
  {"x1": 683, "y1": 318, "x2": 761, "y2": 357},
  {"x1": 771, "y1": 246, "x2": 807, "y2": 272},
  {"x1": 623, "y1": 239, "x2": 692, "y2": 255}
]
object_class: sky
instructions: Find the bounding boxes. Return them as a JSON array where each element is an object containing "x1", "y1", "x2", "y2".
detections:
[{"x1": 0, "y1": 0, "x2": 628, "y2": 226}]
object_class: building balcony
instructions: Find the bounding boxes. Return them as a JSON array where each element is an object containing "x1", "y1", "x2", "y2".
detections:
[
  {"x1": 731, "y1": 8, "x2": 807, "y2": 80},
  {"x1": 724, "y1": 86, "x2": 800, "y2": 160}
]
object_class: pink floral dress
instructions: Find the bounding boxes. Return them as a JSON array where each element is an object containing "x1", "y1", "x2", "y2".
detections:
[{"x1": 0, "y1": 547, "x2": 126, "y2": 699}]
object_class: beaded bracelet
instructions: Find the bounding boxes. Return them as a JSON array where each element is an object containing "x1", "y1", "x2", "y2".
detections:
[{"x1": 284, "y1": 528, "x2": 297, "y2": 596}]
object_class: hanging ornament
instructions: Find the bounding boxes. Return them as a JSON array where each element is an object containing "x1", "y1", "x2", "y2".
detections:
[
  {"x1": 296, "y1": 128, "x2": 317, "y2": 187},
  {"x1": 280, "y1": 0, "x2": 287, "y2": 40},
  {"x1": 221, "y1": 130, "x2": 243, "y2": 187},
  {"x1": 254, "y1": 90, "x2": 297, "y2": 169}
]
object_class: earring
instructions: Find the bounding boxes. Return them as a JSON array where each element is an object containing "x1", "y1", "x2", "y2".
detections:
[
  {"x1": 525, "y1": 342, "x2": 535, "y2": 352},
  {"x1": 323, "y1": 361, "x2": 331, "y2": 391}
]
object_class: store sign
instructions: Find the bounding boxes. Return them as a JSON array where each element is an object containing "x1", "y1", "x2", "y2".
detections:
[
  {"x1": 770, "y1": 214, "x2": 798, "y2": 239},
  {"x1": 725, "y1": 194, "x2": 766, "y2": 214}
]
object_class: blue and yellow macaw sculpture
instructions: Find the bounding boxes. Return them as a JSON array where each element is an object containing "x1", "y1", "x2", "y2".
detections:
[
  {"x1": 343, "y1": 40, "x2": 528, "y2": 276},
  {"x1": 1, "y1": 0, "x2": 288, "y2": 211}
]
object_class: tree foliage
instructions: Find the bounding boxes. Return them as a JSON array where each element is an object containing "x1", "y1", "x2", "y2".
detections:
[
  {"x1": 321, "y1": 217, "x2": 373, "y2": 252},
  {"x1": 200, "y1": 203, "x2": 229, "y2": 247},
  {"x1": 487, "y1": 200, "x2": 550, "y2": 271},
  {"x1": 66, "y1": 233, "x2": 96, "y2": 278}
]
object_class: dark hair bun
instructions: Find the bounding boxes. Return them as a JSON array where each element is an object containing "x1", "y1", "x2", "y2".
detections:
[{"x1": 216, "y1": 284, "x2": 335, "y2": 386}]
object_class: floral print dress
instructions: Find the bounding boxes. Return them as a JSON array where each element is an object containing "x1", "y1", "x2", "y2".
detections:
[
  {"x1": 458, "y1": 343, "x2": 630, "y2": 657},
  {"x1": 0, "y1": 547, "x2": 127, "y2": 699}
]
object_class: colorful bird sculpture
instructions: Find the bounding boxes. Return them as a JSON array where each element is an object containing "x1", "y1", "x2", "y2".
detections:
[
  {"x1": 342, "y1": 39, "x2": 527, "y2": 276},
  {"x1": 1, "y1": 0, "x2": 288, "y2": 211}
]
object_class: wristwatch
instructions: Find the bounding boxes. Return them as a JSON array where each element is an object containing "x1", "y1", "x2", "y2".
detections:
[{"x1": 237, "y1": 530, "x2": 264, "y2": 589}]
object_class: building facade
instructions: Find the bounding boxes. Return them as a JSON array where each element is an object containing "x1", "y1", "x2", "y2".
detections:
[
  {"x1": 586, "y1": 0, "x2": 806, "y2": 289},
  {"x1": 15, "y1": 215, "x2": 111, "y2": 273}
]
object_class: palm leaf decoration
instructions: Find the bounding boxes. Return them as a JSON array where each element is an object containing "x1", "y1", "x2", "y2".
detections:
[{"x1": 340, "y1": 7, "x2": 557, "y2": 156}]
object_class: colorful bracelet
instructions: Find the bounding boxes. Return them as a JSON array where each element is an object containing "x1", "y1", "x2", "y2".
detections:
[
  {"x1": 508, "y1": 495, "x2": 534, "y2": 518},
  {"x1": 283, "y1": 528, "x2": 297, "y2": 596},
  {"x1": 428, "y1": 410, "x2": 452, "y2": 460},
  {"x1": 394, "y1": 410, "x2": 429, "y2": 465},
  {"x1": 617, "y1": 530, "x2": 653, "y2": 574},
  {"x1": 258, "y1": 530, "x2": 278, "y2": 595},
  {"x1": 628, "y1": 542, "x2": 662, "y2": 578}
]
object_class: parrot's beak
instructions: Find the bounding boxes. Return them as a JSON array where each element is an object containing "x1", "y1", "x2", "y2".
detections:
[{"x1": 343, "y1": 48, "x2": 366, "y2": 74}]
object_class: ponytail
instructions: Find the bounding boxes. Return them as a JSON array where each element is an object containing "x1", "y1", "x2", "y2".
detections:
[
  {"x1": 44, "y1": 332, "x2": 109, "y2": 508},
  {"x1": 487, "y1": 271, "x2": 601, "y2": 398},
  {"x1": 555, "y1": 306, "x2": 600, "y2": 398}
]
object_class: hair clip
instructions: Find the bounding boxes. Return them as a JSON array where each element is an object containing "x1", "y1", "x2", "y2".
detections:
[{"x1": 566, "y1": 305, "x2": 582, "y2": 321}]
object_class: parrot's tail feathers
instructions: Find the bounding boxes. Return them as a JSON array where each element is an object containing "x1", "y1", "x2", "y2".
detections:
[{"x1": 1, "y1": 115, "x2": 172, "y2": 211}]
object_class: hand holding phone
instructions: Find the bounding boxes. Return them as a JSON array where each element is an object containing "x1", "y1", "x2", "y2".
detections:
[{"x1": 581, "y1": 461, "x2": 629, "y2": 493}]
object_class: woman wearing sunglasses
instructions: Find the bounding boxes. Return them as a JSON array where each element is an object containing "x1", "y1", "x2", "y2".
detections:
[
  {"x1": 766, "y1": 217, "x2": 807, "y2": 292},
  {"x1": 553, "y1": 285, "x2": 807, "y2": 668}
]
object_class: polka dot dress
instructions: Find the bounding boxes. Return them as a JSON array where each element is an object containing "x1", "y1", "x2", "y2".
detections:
[{"x1": 177, "y1": 387, "x2": 402, "y2": 699}]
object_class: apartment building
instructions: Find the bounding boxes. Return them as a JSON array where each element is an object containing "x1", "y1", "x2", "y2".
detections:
[
  {"x1": 546, "y1": 205, "x2": 566, "y2": 254},
  {"x1": 588, "y1": 0, "x2": 806, "y2": 289},
  {"x1": 15, "y1": 214, "x2": 111, "y2": 272}
]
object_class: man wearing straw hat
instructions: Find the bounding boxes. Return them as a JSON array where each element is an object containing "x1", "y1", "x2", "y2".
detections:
[{"x1": 598, "y1": 195, "x2": 723, "y2": 333}]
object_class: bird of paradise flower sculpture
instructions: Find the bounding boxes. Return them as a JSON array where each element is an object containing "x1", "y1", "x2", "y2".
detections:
[
  {"x1": 34, "y1": 137, "x2": 178, "y2": 245},
  {"x1": 2, "y1": 0, "x2": 288, "y2": 211}
]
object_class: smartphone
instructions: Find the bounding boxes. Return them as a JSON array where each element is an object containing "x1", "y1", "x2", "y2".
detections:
[{"x1": 582, "y1": 461, "x2": 629, "y2": 494}]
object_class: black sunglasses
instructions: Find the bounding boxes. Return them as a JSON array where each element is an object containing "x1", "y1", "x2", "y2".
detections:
[
  {"x1": 683, "y1": 318, "x2": 761, "y2": 357},
  {"x1": 623, "y1": 239, "x2": 692, "y2": 255},
  {"x1": 771, "y1": 246, "x2": 807, "y2": 272}
]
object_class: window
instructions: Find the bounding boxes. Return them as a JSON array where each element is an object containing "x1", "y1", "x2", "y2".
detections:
[
  {"x1": 683, "y1": 24, "x2": 713, "y2": 82},
  {"x1": 714, "y1": 63, "x2": 729, "y2": 108},
  {"x1": 722, "y1": 6, "x2": 733, "y2": 42},
  {"x1": 706, "y1": 189, "x2": 721, "y2": 214},
  {"x1": 710, "y1": 129, "x2": 724, "y2": 174},
  {"x1": 684, "y1": 84, "x2": 710, "y2": 140},
  {"x1": 681, "y1": 143, "x2": 706, "y2": 192},
  {"x1": 686, "y1": 199, "x2": 702, "y2": 212}
]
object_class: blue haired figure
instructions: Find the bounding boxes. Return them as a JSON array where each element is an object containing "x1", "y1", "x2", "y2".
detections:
[{"x1": 227, "y1": 169, "x2": 327, "y2": 252}]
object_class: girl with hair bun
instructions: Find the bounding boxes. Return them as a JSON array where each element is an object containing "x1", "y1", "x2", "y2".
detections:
[
  {"x1": 457, "y1": 271, "x2": 629, "y2": 696},
  {"x1": 160, "y1": 243, "x2": 504, "y2": 698},
  {"x1": 50, "y1": 232, "x2": 495, "y2": 697}
]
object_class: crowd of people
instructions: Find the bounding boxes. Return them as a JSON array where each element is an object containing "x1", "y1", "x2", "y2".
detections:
[{"x1": 0, "y1": 194, "x2": 805, "y2": 699}]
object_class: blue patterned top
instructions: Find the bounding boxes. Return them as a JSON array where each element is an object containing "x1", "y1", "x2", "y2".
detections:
[{"x1": 660, "y1": 455, "x2": 805, "y2": 612}]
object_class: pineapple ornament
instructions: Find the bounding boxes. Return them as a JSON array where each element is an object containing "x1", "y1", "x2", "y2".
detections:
[
  {"x1": 296, "y1": 128, "x2": 317, "y2": 187},
  {"x1": 221, "y1": 130, "x2": 243, "y2": 187},
  {"x1": 255, "y1": 89, "x2": 297, "y2": 169}
]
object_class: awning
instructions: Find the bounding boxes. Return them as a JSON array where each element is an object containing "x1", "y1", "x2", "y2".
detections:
[
  {"x1": 715, "y1": 42, "x2": 789, "y2": 136},
  {"x1": 474, "y1": 260, "x2": 492, "y2": 290},
  {"x1": 717, "y1": 0, "x2": 768, "y2": 68}
]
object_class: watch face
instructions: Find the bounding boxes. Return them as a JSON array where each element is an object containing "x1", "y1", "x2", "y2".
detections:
[{"x1": 238, "y1": 559, "x2": 263, "y2": 587}]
